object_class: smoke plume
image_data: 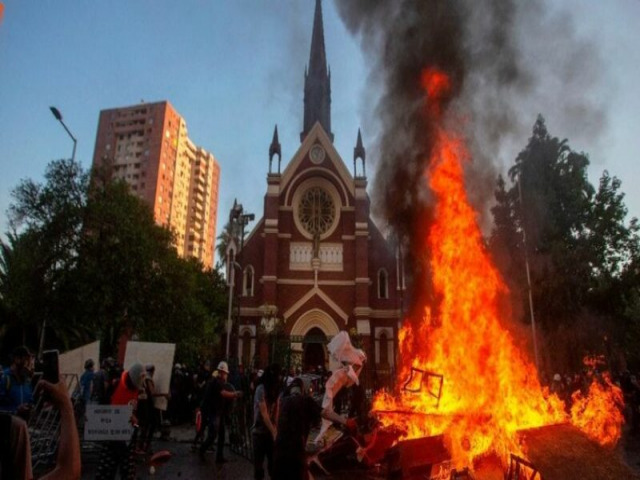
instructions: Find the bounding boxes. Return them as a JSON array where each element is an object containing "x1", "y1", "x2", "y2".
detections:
[{"x1": 334, "y1": 0, "x2": 605, "y2": 309}]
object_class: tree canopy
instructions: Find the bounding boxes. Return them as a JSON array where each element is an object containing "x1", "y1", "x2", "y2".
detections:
[
  {"x1": 0, "y1": 159, "x2": 227, "y2": 363},
  {"x1": 490, "y1": 116, "x2": 640, "y2": 371}
]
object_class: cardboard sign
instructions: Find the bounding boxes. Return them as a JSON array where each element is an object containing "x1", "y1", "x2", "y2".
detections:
[
  {"x1": 84, "y1": 405, "x2": 134, "y2": 441},
  {"x1": 123, "y1": 341, "x2": 175, "y2": 411},
  {"x1": 59, "y1": 340, "x2": 100, "y2": 383}
]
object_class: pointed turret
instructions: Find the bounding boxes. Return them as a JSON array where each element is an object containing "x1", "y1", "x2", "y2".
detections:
[
  {"x1": 354, "y1": 129, "x2": 366, "y2": 177},
  {"x1": 269, "y1": 125, "x2": 282, "y2": 174},
  {"x1": 301, "y1": 0, "x2": 333, "y2": 143}
]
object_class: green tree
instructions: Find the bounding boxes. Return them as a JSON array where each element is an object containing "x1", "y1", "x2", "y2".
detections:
[
  {"x1": 490, "y1": 116, "x2": 640, "y2": 370},
  {"x1": 1, "y1": 158, "x2": 228, "y2": 361},
  {"x1": 1, "y1": 159, "x2": 89, "y2": 355}
]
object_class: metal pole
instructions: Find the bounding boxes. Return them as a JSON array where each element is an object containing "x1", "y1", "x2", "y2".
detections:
[
  {"x1": 41, "y1": 107, "x2": 77, "y2": 358},
  {"x1": 50, "y1": 107, "x2": 77, "y2": 162},
  {"x1": 225, "y1": 256, "x2": 235, "y2": 360},
  {"x1": 59, "y1": 120, "x2": 77, "y2": 162},
  {"x1": 518, "y1": 177, "x2": 540, "y2": 372}
]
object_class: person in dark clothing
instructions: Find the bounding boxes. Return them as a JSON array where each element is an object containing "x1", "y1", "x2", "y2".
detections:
[
  {"x1": 91, "y1": 358, "x2": 114, "y2": 405},
  {"x1": 273, "y1": 377, "x2": 356, "y2": 480},
  {"x1": 198, "y1": 361, "x2": 242, "y2": 463},
  {"x1": 252, "y1": 364, "x2": 281, "y2": 480},
  {"x1": 0, "y1": 346, "x2": 34, "y2": 418}
]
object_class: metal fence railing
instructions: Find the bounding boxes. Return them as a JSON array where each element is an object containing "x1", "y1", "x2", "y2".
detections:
[{"x1": 28, "y1": 373, "x2": 79, "y2": 473}]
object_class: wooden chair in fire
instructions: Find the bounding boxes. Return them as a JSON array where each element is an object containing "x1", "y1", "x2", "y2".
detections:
[{"x1": 505, "y1": 454, "x2": 541, "y2": 480}]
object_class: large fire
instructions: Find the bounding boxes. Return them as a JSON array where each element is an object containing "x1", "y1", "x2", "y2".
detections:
[{"x1": 372, "y1": 69, "x2": 624, "y2": 469}]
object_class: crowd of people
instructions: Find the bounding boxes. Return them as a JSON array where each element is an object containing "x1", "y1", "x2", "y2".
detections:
[
  {"x1": 6, "y1": 342, "x2": 640, "y2": 480},
  {"x1": 0, "y1": 345, "x2": 358, "y2": 480}
]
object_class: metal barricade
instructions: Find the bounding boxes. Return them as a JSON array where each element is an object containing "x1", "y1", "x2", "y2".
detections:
[{"x1": 228, "y1": 393, "x2": 254, "y2": 461}]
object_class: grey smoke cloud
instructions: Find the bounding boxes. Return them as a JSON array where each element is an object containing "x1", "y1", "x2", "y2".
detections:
[{"x1": 334, "y1": 0, "x2": 605, "y2": 287}]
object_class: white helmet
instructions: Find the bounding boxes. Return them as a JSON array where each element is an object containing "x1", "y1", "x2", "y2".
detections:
[{"x1": 216, "y1": 361, "x2": 230, "y2": 374}]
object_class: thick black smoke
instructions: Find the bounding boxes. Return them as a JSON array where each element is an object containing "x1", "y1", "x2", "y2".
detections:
[{"x1": 334, "y1": 0, "x2": 605, "y2": 315}]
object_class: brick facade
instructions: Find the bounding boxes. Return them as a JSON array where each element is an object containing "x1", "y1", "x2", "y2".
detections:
[{"x1": 234, "y1": 125, "x2": 403, "y2": 372}]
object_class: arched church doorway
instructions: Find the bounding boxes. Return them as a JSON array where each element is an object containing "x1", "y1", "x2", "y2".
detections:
[{"x1": 303, "y1": 327, "x2": 326, "y2": 372}]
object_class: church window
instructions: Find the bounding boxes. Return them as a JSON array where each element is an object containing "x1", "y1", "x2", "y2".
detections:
[
  {"x1": 243, "y1": 265, "x2": 255, "y2": 297},
  {"x1": 378, "y1": 269, "x2": 388, "y2": 299},
  {"x1": 298, "y1": 187, "x2": 335, "y2": 237}
]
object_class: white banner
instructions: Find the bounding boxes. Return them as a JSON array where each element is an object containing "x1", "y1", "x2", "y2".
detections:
[
  {"x1": 84, "y1": 405, "x2": 134, "y2": 441},
  {"x1": 123, "y1": 341, "x2": 175, "y2": 411}
]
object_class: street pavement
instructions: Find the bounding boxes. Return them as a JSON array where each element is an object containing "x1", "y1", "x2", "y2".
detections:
[
  {"x1": 79, "y1": 423, "x2": 640, "y2": 479},
  {"x1": 80, "y1": 424, "x2": 254, "y2": 479}
]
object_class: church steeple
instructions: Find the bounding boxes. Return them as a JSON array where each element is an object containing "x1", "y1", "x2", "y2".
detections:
[
  {"x1": 269, "y1": 125, "x2": 281, "y2": 174},
  {"x1": 301, "y1": 0, "x2": 333, "y2": 143}
]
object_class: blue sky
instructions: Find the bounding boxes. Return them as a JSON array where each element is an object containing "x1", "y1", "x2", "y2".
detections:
[{"x1": 0, "y1": 1, "x2": 639, "y2": 257}]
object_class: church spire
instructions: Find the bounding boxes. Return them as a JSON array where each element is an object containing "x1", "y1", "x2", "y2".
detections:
[
  {"x1": 269, "y1": 125, "x2": 282, "y2": 174},
  {"x1": 354, "y1": 128, "x2": 366, "y2": 178},
  {"x1": 301, "y1": 0, "x2": 333, "y2": 143}
]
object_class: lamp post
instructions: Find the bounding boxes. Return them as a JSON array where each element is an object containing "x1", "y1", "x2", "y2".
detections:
[
  {"x1": 225, "y1": 238, "x2": 238, "y2": 360},
  {"x1": 40, "y1": 107, "x2": 77, "y2": 358},
  {"x1": 225, "y1": 200, "x2": 254, "y2": 361},
  {"x1": 49, "y1": 106, "x2": 77, "y2": 162}
]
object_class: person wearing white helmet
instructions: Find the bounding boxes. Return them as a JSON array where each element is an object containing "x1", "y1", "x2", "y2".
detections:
[
  {"x1": 550, "y1": 373, "x2": 565, "y2": 397},
  {"x1": 198, "y1": 361, "x2": 242, "y2": 463}
]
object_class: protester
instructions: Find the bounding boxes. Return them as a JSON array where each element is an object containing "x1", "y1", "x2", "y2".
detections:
[
  {"x1": 0, "y1": 346, "x2": 34, "y2": 418},
  {"x1": 198, "y1": 361, "x2": 242, "y2": 463},
  {"x1": 96, "y1": 362, "x2": 146, "y2": 480},
  {"x1": 273, "y1": 376, "x2": 356, "y2": 480},
  {"x1": 137, "y1": 364, "x2": 166, "y2": 454},
  {"x1": 169, "y1": 363, "x2": 191, "y2": 424},
  {"x1": 0, "y1": 376, "x2": 81, "y2": 480},
  {"x1": 79, "y1": 358, "x2": 95, "y2": 406},
  {"x1": 252, "y1": 364, "x2": 281, "y2": 480},
  {"x1": 91, "y1": 358, "x2": 113, "y2": 404}
]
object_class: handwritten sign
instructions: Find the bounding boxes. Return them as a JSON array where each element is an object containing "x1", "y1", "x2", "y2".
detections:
[{"x1": 84, "y1": 405, "x2": 134, "y2": 441}]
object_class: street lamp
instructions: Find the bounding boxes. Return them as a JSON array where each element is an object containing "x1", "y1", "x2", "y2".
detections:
[
  {"x1": 225, "y1": 200, "x2": 255, "y2": 361},
  {"x1": 49, "y1": 106, "x2": 77, "y2": 162},
  {"x1": 225, "y1": 238, "x2": 239, "y2": 360},
  {"x1": 39, "y1": 107, "x2": 78, "y2": 358}
]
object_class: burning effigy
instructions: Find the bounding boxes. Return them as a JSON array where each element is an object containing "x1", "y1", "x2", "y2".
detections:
[{"x1": 315, "y1": 331, "x2": 367, "y2": 443}]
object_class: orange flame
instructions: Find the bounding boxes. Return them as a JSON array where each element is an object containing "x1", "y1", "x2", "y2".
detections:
[
  {"x1": 373, "y1": 68, "x2": 624, "y2": 469},
  {"x1": 570, "y1": 358, "x2": 624, "y2": 447}
]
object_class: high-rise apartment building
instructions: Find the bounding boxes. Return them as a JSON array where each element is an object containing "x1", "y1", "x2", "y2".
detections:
[{"x1": 92, "y1": 101, "x2": 220, "y2": 269}]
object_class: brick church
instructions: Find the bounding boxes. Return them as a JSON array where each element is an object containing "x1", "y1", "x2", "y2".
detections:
[{"x1": 233, "y1": 0, "x2": 403, "y2": 376}]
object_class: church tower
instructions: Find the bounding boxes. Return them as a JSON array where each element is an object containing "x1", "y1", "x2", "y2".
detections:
[
  {"x1": 301, "y1": 0, "x2": 333, "y2": 142},
  {"x1": 234, "y1": 0, "x2": 401, "y2": 382}
]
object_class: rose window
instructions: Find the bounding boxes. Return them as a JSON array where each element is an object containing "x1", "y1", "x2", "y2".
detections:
[{"x1": 297, "y1": 187, "x2": 336, "y2": 236}]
